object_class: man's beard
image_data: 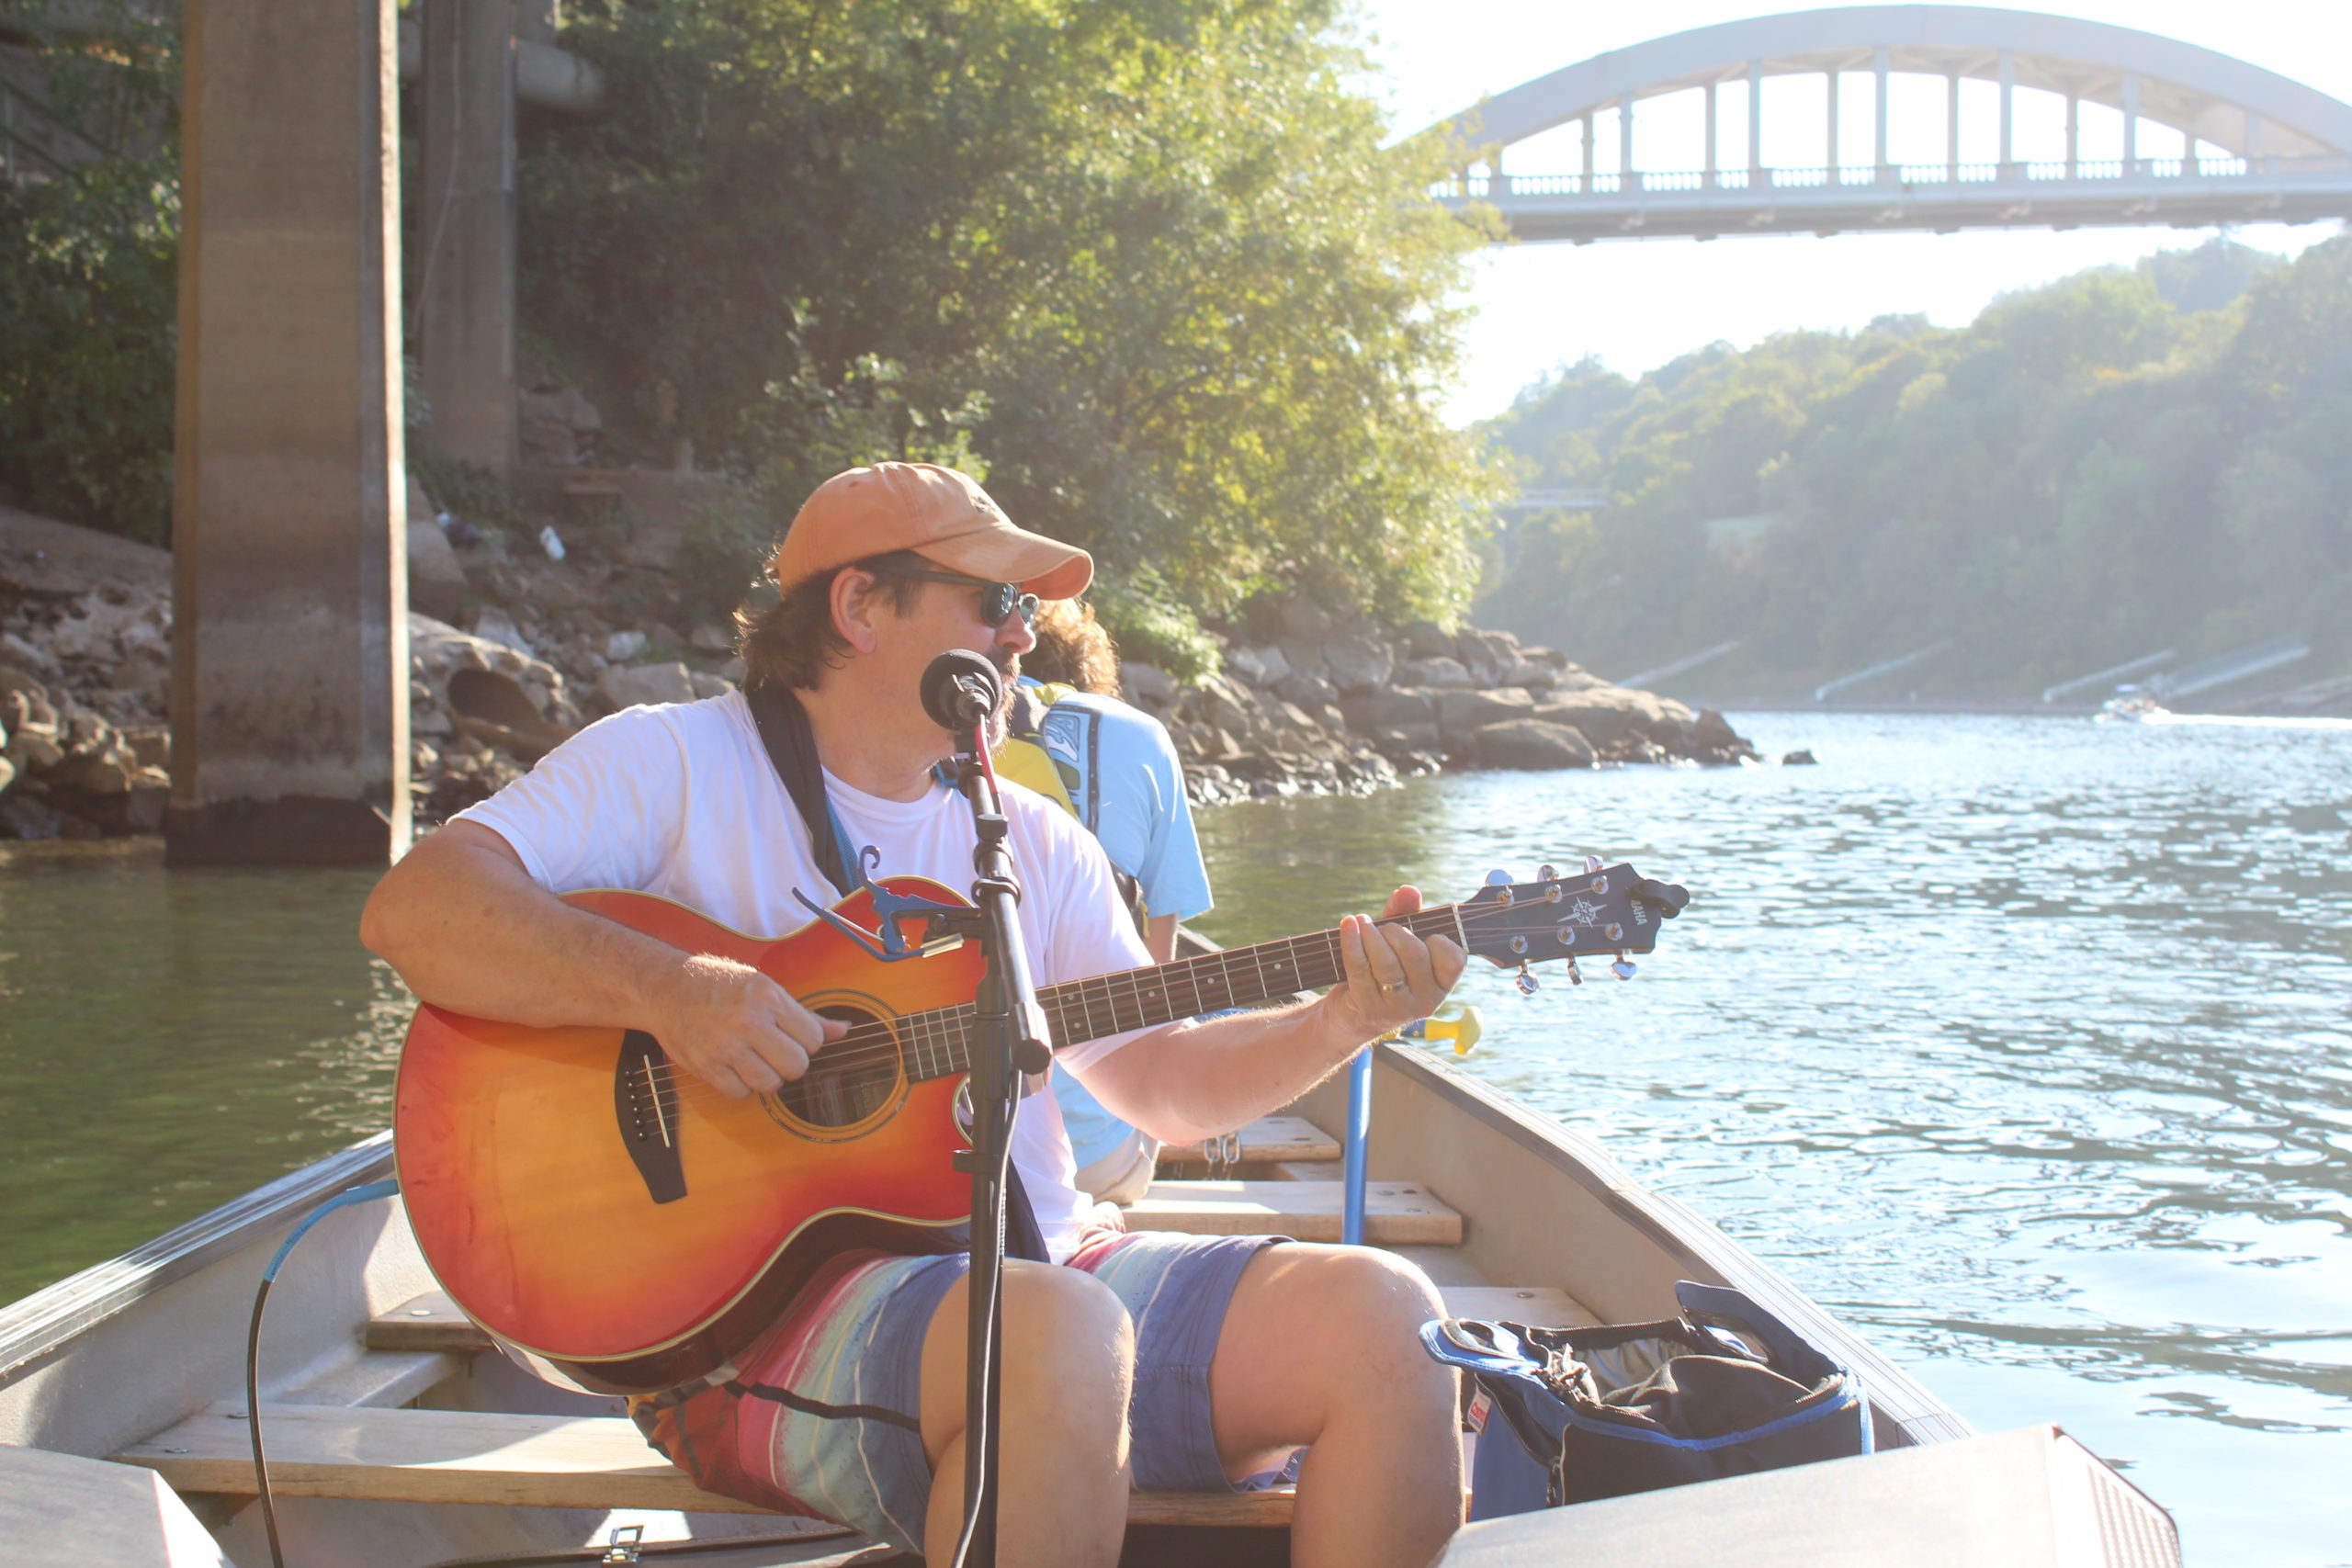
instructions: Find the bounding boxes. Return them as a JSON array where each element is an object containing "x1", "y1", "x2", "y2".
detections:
[{"x1": 976, "y1": 649, "x2": 1019, "y2": 750}]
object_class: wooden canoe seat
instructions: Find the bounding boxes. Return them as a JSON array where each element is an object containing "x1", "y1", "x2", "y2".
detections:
[
  {"x1": 369, "y1": 1281, "x2": 1585, "y2": 1363},
  {"x1": 1436, "y1": 1287, "x2": 1593, "y2": 1326},
  {"x1": 112, "y1": 1403, "x2": 1292, "y2": 1529},
  {"x1": 1159, "y1": 1115, "x2": 1341, "y2": 1169},
  {"x1": 367, "y1": 1291, "x2": 488, "y2": 1354},
  {"x1": 1128, "y1": 1180, "x2": 1463, "y2": 1245}
]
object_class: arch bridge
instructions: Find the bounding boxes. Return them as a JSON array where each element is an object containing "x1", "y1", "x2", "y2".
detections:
[{"x1": 1423, "y1": 5, "x2": 2352, "y2": 242}]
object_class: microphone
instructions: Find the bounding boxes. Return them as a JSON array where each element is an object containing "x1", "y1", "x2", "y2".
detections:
[{"x1": 921, "y1": 649, "x2": 1002, "y2": 734}]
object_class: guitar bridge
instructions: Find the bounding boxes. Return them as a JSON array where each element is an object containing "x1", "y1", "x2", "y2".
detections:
[{"x1": 615, "y1": 1032, "x2": 686, "y2": 1204}]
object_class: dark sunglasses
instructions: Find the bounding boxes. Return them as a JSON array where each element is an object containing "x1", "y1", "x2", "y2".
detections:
[{"x1": 879, "y1": 567, "x2": 1040, "y2": 630}]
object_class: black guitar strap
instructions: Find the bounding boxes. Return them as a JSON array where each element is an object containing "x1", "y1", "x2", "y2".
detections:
[{"x1": 742, "y1": 678, "x2": 1051, "y2": 1266}]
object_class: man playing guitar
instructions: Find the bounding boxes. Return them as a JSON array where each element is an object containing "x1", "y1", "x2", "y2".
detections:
[{"x1": 362, "y1": 461, "x2": 1468, "y2": 1568}]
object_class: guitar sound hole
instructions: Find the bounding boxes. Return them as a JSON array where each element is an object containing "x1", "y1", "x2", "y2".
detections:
[{"x1": 768, "y1": 1004, "x2": 902, "y2": 1131}]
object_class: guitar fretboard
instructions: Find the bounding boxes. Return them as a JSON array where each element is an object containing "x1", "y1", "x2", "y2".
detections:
[{"x1": 881, "y1": 906, "x2": 1468, "y2": 1085}]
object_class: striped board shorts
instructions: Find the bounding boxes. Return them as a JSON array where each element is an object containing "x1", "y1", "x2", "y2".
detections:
[{"x1": 629, "y1": 1230, "x2": 1296, "y2": 1554}]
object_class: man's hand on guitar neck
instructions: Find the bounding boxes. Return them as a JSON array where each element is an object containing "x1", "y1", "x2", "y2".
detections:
[{"x1": 1321, "y1": 885, "x2": 1468, "y2": 1046}]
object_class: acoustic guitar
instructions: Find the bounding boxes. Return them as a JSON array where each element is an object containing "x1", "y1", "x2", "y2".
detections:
[{"x1": 393, "y1": 863, "x2": 1688, "y2": 1393}]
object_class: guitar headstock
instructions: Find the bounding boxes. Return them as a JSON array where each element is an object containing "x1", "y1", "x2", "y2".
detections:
[{"x1": 1454, "y1": 860, "x2": 1690, "y2": 989}]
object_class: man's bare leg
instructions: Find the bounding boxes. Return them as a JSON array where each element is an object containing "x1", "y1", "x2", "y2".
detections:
[
  {"x1": 919, "y1": 1259, "x2": 1134, "y2": 1567},
  {"x1": 1208, "y1": 1244, "x2": 1462, "y2": 1568}
]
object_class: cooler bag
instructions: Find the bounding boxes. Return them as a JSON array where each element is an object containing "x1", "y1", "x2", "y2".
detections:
[{"x1": 1420, "y1": 1280, "x2": 1872, "y2": 1517}]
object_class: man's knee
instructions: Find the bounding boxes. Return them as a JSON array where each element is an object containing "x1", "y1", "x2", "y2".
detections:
[
  {"x1": 1001, "y1": 1258, "x2": 1132, "y2": 1371},
  {"x1": 1282, "y1": 1244, "x2": 1445, "y2": 1332},
  {"x1": 924, "y1": 1261, "x2": 1132, "y2": 1450}
]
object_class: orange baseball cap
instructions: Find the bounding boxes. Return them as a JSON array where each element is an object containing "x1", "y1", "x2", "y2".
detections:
[{"x1": 770, "y1": 462, "x2": 1093, "y2": 602}]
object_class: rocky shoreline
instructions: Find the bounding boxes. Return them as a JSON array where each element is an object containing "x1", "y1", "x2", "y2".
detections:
[{"x1": 2, "y1": 504, "x2": 1758, "y2": 841}]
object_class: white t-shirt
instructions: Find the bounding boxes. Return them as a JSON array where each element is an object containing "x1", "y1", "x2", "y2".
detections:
[{"x1": 455, "y1": 691, "x2": 1157, "y2": 1260}]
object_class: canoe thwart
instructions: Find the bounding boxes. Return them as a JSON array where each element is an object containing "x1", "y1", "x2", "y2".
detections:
[
  {"x1": 1160, "y1": 1114, "x2": 1341, "y2": 1168},
  {"x1": 367, "y1": 1291, "x2": 492, "y2": 1355},
  {"x1": 1128, "y1": 1180, "x2": 1463, "y2": 1245}
]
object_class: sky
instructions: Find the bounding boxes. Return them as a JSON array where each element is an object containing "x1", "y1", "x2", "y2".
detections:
[{"x1": 1349, "y1": 0, "x2": 2352, "y2": 422}]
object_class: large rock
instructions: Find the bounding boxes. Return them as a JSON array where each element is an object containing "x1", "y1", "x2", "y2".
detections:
[
  {"x1": 599, "y1": 660, "x2": 698, "y2": 709},
  {"x1": 1398, "y1": 619, "x2": 1455, "y2": 660},
  {"x1": 407, "y1": 519, "x2": 472, "y2": 620},
  {"x1": 1436, "y1": 686, "x2": 1535, "y2": 739},
  {"x1": 1321, "y1": 632, "x2": 1395, "y2": 696},
  {"x1": 1118, "y1": 661, "x2": 1177, "y2": 707},
  {"x1": 1457, "y1": 626, "x2": 1523, "y2": 687},
  {"x1": 410, "y1": 612, "x2": 583, "y2": 743},
  {"x1": 1532, "y1": 687, "x2": 1692, "y2": 748},
  {"x1": 0, "y1": 503, "x2": 172, "y2": 597},
  {"x1": 1275, "y1": 637, "x2": 1329, "y2": 684},
  {"x1": 1275, "y1": 670, "x2": 1340, "y2": 711},
  {"x1": 518, "y1": 382, "x2": 603, "y2": 468},
  {"x1": 1227, "y1": 645, "x2": 1291, "y2": 689},
  {"x1": 1400, "y1": 656, "x2": 1476, "y2": 691},
  {"x1": 1277, "y1": 599, "x2": 1334, "y2": 644},
  {"x1": 1473, "y1": 719, "x2": 1597, "y2": 771},
  {"x1": 1193, "y1": 673, "x2": 1261, "y2": 738},
  {"x1": 1340, "y1": 686, "x2": 1437, "y2": 731},
  {"x1": 1374, "y1": 722, "x2": 1442, "y2": 755}
]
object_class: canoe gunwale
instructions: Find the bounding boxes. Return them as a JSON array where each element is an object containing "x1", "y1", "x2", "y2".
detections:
[{"x1": 0, "y1": 1132, "x2": 396, "y2": 1392}]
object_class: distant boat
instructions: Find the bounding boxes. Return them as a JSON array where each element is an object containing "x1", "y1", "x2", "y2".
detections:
[
  {"x1": 2098, "y1": 686, "x2": 2352, "y2": 730},
  {"x1": 2097, "y1": 687, "x2": 2168, "y2": 723}
]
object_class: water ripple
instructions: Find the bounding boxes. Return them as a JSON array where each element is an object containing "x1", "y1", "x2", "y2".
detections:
[{"x1": 1200, "y1": 712, "x2": 2352, "y2": 1566}]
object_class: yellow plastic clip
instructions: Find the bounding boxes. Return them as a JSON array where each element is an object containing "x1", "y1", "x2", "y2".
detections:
[{"x1": 1415, "y1": 1005, "x2": 1485, "y2": 1057}]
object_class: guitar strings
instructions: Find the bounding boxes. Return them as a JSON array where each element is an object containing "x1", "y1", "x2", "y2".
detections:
[{"x1": 615, "y1": 896, "x2": 1638, "y2": 1103}]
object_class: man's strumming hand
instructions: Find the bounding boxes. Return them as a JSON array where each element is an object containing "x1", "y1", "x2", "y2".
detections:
[{"x1": 652, "y1": 954, "x2": 849, "y2": 1099}]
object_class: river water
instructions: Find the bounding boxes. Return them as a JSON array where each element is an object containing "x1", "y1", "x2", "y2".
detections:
[{"x1": 2, "y1": 712, "x2": 2346, "y2": 1563}]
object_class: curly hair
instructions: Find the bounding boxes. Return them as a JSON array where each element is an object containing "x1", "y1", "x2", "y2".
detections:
[
  {"x1": 1022, "y1": 598, "x2": 1119, "y2": 695},
  {"x1": 733, "y1": 550, "x2": 929, "y2": 691}
]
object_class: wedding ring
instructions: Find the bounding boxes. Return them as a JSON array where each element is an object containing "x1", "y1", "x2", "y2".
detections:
[{"x1": 1383, "y1": 980, "x2": 1408, "y2": 993}]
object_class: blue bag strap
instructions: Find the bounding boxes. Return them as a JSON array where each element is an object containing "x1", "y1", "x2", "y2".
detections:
[
  {"x1": 1676, "y1": 1283, "x2": 1822, "y2": 1372},
  {"x1": 1674, "y1": 1282, "x2": 1871, "y2": 1454}
]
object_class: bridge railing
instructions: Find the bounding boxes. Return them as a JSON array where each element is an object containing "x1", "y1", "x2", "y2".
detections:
[{"x1": 1444, "y1": 153, "x2": 2352, "y2": 202}]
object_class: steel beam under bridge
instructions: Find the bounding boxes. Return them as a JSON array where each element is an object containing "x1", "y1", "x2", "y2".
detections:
[{"x1": 1450, "y1": 157, "x2": 2352, "y2": 243}]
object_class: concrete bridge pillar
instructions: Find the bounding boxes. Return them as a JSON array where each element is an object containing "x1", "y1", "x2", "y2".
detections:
[
  {"x1": 418, "y1": 0, "x2": 518, "y2": 479},
  {"x1": 1873, "y1": 46, "x2": 1891, "y2": 182},
  {"x1": 2122, "y1": 73, "x2": 2141, "y2": 175},
  {"x1": 1998, "y1": 50, "x2": 2017, "y2": 175},
  {"x1": 166, "y1": 0, "x2": 410, "y2": 866},
  {"x1": 1747, "y1": 62, "x2": 1763, "y2": 187}
]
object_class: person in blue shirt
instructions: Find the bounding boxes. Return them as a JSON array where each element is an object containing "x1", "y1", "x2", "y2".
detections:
[{"x1": 999, "y1": 598, "x2": 1211, "y2": 1202}]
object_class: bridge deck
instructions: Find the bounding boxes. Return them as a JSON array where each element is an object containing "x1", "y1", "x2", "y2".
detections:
[{"x1": 1445, "y1": 156, "x2": 2352, "y2": 243}]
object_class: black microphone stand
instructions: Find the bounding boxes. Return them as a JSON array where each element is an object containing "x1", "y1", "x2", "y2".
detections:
[{"x1": 933, "y1": 685, "x2": 1053, "y2": 1568}]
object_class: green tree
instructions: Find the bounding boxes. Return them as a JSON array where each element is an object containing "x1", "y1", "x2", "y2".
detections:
[
  {"x1": 0, "y1": 6, "x2": 179, "y2": 542},
  {"x1": 522, "y1": 0, "x2": 1499, "y2": 628},
  {"x1": 1477, "y1": 237, "x2": 2352, "y2": 697}
]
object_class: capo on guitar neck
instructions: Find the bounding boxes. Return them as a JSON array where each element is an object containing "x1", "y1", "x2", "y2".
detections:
[{"x1": 792, "y1": 844, "x2": 977, "y2": 963}]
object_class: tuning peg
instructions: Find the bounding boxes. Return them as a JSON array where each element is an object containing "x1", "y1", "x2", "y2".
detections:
[
  {"x1": 1584, "y1": 854, "x2": 1603, "y2": 874},
  {"x1": 1485, "y1": 868, "x2": 1518, "y2": 886},
  {"x1": 1633, "y1": 877, "x2": 1690, "y2": 917},
  {"x1": 1611, "y1": 953, "x2": 1637, "y2": 980},
  {"x1": 1538, "y1": 863, "x2": 1557, "y2": 882},
  {"x1": 1565, "y1": 956, "x2": 1584, "y2": 986},
  {"x1": 1514, "y1": 964, "x2": 1539, "y2": 996}
]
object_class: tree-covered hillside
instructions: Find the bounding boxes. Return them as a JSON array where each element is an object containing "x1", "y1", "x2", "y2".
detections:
[{"x1": 1476, "y1": 236, "x2": 2351, "y2": 699}]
